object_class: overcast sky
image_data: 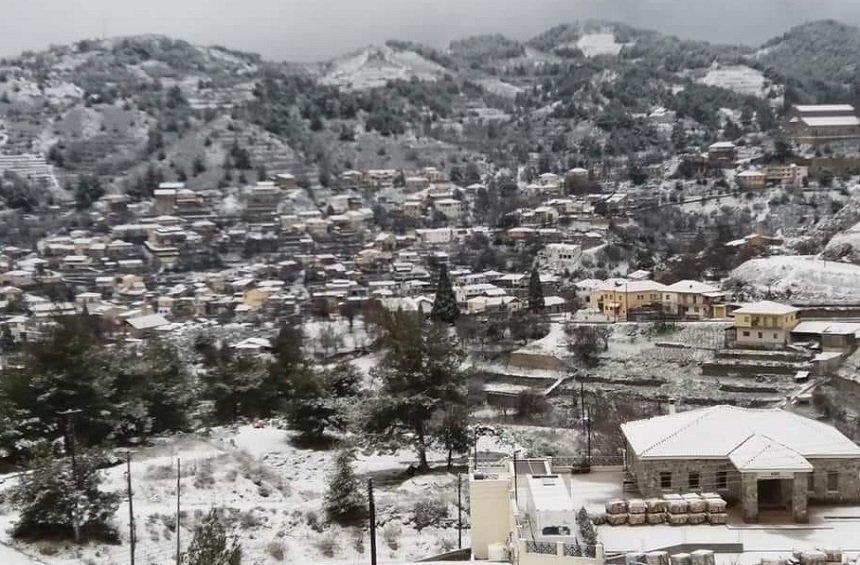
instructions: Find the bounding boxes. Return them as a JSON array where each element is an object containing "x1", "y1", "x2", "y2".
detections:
[{"x1": 3, "y1": 0, "x2": 860, "y2": 62}]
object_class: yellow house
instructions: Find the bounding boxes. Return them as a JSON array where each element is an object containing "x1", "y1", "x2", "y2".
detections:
[
  {"x1": 732, "y1": 301, "x2": 799, "y2": 349},
  {"x1": 243, "y1": 282, "x2": 285, "y2": 309},
  {"x1": 662, "y1": 280, "x2": 727, "y2": 319},
  {"x1": 591, "y1": 280, "x2": 667, "y2": 321},
  {"x1": 737, "y1": 170, "x2": 766, "y2": 190}
]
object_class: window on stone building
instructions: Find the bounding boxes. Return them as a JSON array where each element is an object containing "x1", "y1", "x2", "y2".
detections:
[
  {"x1": 688, "y1": 472, "x2": 700, "y2": 490},
  {"x1": 742, "y1": 331, "x2": 750, "y2": 337},
  {"x1": 807, "y1": 472, "x2": 814, "y2": 492},
  {"x1": 716, "y1": 470, "x2": 727, "y2": 490},
  {"x1": 660, "y1": 472, "x2": 672, "y2": 489},
  {"x1": 827, "y1": 471, "x2": 839, "y2": 493}
]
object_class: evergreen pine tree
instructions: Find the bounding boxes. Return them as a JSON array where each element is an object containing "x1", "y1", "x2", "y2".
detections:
[
  {"x1": 365, "y1": 314, "x2": 467, "y2": 471},
  {"x1": 323, "y1": 449, "x2": 366, "y2": 525},
  {"x1": 528, "y1": 266, "x2": 545, "y2": 313},
  {"x1": 11, "y1": 447, "x2": 120, "y2": 541},
  {"x1": 430, "y1": 263, "x2": 459, "y2": 323},
  {"x1": 183, "y1": 510, "x2": 242, "y2": 565}
]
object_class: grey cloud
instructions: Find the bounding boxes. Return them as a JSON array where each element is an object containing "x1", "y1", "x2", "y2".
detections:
[{"x1": 1, "y1": 0, "x2": 860, "y2": 61}]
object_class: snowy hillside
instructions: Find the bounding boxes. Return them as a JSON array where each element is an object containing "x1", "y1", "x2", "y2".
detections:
[
  {"x1": 0, "y1": 426, "x2": 468, "y2": 565},
  {"x1": 823, "y1": 221, "x2": 860, "y2": 264},
  {"x1": 729, "y1": 255, "x2": 860, "y2": 302},
  {"x1": 576, "y1": 33, "x2": 627, "y2": 57},
  {"x1": 697, "y1": 64, "x2": 773, "y2": 98},
  {"x1": 319, "y1": 45, "x2": 448, "y2": 89}
]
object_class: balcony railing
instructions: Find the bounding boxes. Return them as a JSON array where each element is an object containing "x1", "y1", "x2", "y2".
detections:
[{"x1": 525, "y1": 541, "x2": 557, "y2": 555}]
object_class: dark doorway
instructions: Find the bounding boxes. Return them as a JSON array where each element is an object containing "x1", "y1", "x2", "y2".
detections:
[{"x1": 758, "y1": 479, "x2": 787, "y2": 509}]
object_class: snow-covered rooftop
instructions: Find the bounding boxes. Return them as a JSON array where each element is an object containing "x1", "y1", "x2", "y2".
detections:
[
  {"x1": 622, "y1": 405, "x2": 860, "y2": 460},
  {"x1": 732, "y1": 301, "x2": 798, "y2": 316},
  {"x1": 801, "y1": 116, "x2": 860, "y2": 127}
]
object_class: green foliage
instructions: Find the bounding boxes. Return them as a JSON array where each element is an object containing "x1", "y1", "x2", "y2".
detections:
[
  {"x1": 670, "y1": 83, "x2": 745, "y2": 128},
  {"x1": 566, "y1": 323, "x2": 610, "y2": 366},
  {"x1": 528, "y1": 266, "x2": 545, "y2": 313},
  {"x1": 323, "y1": 450, "x2": 366, "y2": 525},
  {"x1": 449, "y1": 34, "x2": 525, "y2": 63},
  {"x1": 201, "y1": 349, "x2": 284, "y2": 423},
  {"x1": 385, "y1": 40, "x2": 456, "y2": 69},
  {"x1": 230, "y1": 140, "x2": 252, "y2": 170},
  {"x1": 11, "y1": 447, "x2": 120, "y2": 541},
  {"x1": 74, "y1": 174, "x2": 105, "y2": 210},
  {"x1": 758, "y1": 20, "x2": 860, "y2": 102},
  {"x1": 0, "y1": 171, "x2": 50, "y2": 211},
  {"x1": 412, "y1": 497, "x2": 448, "y2": 530},
  {"x1": 431, "y1": 264, "x2": 459, "y2": 324},
  {"x1": 0, "y1": 320, "x2": 192, "y2": 462},
  {"x1": 366, "y1": 312, "x2": 467, "y2": 470},
  {"x1": 183, "y1": 510, "x2": 242, "y2": 565},
  {"x1": 286, "y1": 362, "x2": 361, "y2": 441},
  {"x1": 627, "y1": 162, "x2": 647, "y2": 186},
  {"x1": 576, "y1": 506, "x2": 597, "y2": 547}
]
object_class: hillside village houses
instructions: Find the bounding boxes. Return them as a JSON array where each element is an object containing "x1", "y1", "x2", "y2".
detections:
[
  {"x1": 587, "y1": 279, "x2": 729, "y2": 322},
  {"x1": 731, "y1": 300, "x2": 799, "y2": 349},
  {"x1": 785, "y1": 103, "x2": 860, "y2": 145}
]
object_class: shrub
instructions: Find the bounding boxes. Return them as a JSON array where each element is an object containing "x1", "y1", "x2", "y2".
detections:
[
  {"x1": 316, "y1": 530, "x2": 339, "y2": 557},
  {"x1": 412, "y1": 497, "x2": 449, "y2": 530},
  {"x1": 381, "y1": 523, "x2": 401, "y2": 550},
  {"x1": 266, "y1": 540, "x2": 286, "y2": 561},
  {"x1": 11, "y1": 448, "x2": 120, "y2": 542}
]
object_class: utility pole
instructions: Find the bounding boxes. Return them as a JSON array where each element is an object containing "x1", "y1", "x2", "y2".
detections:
[
  {"x1": 126, "y1": 451, "x2": 136, "y2": 565},
  {"x1": 579, "y1": 381, "x2": 585, "y2": 421},
  {"x1": 176, "y1": 458, "x2": 181, "y2": 565},
  {"x1": 60, "y1": 409, "x2": 82, "y2": 544},
  {"x1": 586, "y1": 411, "x2": 592, "y2": 466},
  {"x1": 368, "y1": 478, "x2": 377, "y2": 565},
  {"x1": 457, "y1": 474, "x2": 463, "y2": 550},
  {"x1": 513, "y1": 450, "x2": 519, "y2": 505}
]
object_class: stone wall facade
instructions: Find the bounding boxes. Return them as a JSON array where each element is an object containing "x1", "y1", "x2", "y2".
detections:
[
  {"x1": 806, "y1": 458, "x2": 860, "y2": 504},
  {"x1": 626, "y1": 451, "x2": 742, "y2": 501},
  {"x1": 626, "y1": 444, "x2": 860, "y2": 523}
]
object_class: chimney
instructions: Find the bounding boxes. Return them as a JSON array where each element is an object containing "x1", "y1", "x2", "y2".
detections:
[{"x1": 668, "y1": 397, "x2": 677, "y2": 415}]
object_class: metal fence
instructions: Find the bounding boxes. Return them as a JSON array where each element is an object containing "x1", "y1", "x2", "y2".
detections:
[{"x1": 524, "y1": 540, "x2": 557, "y2": 555}]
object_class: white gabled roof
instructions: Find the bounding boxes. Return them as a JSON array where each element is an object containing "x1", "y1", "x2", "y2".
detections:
[
  {"x1": 597, "y1": 279, "x2": 667, "y2": 293},
  {"x1": 664, "y1": 280, "x2": 722, "y2": 294},
  {"x1": 801, "y1": 116, "x2": 860, "y2": 127},
  {"x1": 728, "y1": 434, "x2": 813, "y2": 472},
  {"x1": 126, "y1": 313, "x2": 170, "y2": 330},
  {"x1": 733, "y1": 301, "x2": 798, "y2": 316},
  {"x1": 794, "y1": 104, "x2": 855, "y2": 113},
  {"x1": 709, "y1": 141, "x2": 736, "y2": 150},
  {"x1": 792, "y1": 321, "x2": 860, "y2": 336},
  {"x1": 622, "y1": 405, "x2": 860, "y2": 461}
]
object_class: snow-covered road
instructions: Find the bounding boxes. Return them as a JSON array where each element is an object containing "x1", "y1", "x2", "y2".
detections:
[{"x1": 0, "y1": 542, "x2": 45, "y2": 564}]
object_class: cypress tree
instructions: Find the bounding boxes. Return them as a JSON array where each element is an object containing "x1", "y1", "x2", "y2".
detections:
[
  {"x1": 528, "y1": 266, "x2": 545, "y2": 313},
  {"x1": 431, "y1": 263, "x2": 459, "y2": 323},
  {"x1": 324, "y1": 449, "x2": 366, "y2": 525}
]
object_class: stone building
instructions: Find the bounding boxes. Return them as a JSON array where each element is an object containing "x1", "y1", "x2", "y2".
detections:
[{"x1": 621, "y1": 405, "x2": 860, "y2": 523}]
